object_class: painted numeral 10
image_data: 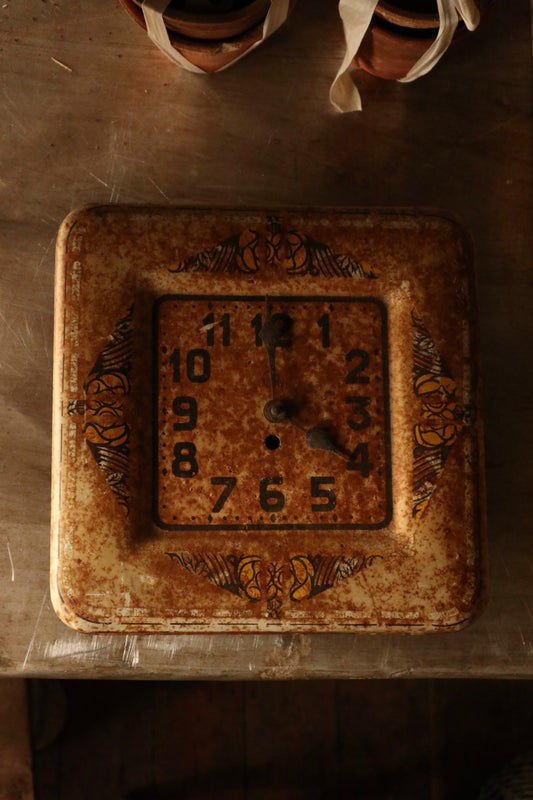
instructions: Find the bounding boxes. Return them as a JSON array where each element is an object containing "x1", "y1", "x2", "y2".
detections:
[{"x1": 170, "y1": 348, "x2": 211, "y2": 383}]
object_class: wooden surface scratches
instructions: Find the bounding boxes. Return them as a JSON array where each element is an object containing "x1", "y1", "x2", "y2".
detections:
[{"x1": 0, "y1": 0, "x2": 532, "y2": 677}]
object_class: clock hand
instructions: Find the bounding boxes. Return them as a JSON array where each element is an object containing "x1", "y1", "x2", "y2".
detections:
[
  {"x1": 258, "y1": 303, "x2": 347, "y2": 461},
  {"x1": 304, "y1": 426, "x2": 349, "y2": 461},
  {"x1": 259, "y1": 297, "x2": 280, "y2": 400},
  {"x1": 262, "y1": 398, "x2": 349, "y2": 462}
]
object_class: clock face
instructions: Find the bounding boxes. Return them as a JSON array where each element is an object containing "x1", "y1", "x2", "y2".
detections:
[{"x1": 154, "y1": 294, "x2": 392, "y2": 531}]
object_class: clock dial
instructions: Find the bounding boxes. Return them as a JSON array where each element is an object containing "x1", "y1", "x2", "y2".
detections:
[{"x1": 154, "y1": 295, "x2": 392, "y2": 530}]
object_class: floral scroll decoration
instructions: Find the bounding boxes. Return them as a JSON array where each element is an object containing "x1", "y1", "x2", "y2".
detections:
[
  {"x1": 166, "y1": 552, "x2": 262, "y2": 604},
  {"x1": 412, "y1": 311, "x2": 464, "y2": 519},
  {"x1": 289, "y1": 553, "x2": 384, "y2": 601},
  {"x1": 168, "y1": 216, "x2": 379, "y2": 279},
  {"x1": 166, "y1": 551, "x2": 384, "y2": 619},
  {"x1": 68, "y1": 307, "x2": 133, "y2": 515}
]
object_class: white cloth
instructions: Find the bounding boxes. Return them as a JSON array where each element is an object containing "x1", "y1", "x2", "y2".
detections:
[
  {"x1": 331, "y1": 0, "x2": 480, "y2": 112},
  {"x1": 330, "y1": 0, "x2": 379, "y2": 112},
  {"x1": 401, "y1": 0, "x2": 479, "y2": 82},
  {"x1": 141, "y1": 0, "x2": 290, "y2": 73}
]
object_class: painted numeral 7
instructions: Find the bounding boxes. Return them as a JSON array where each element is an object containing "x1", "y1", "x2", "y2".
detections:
[{"x1": 211, "y1": 476, "x2": 237, "y2": 512}]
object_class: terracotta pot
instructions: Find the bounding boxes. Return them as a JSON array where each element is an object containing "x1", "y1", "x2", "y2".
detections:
[
  {"x1": 356, "y1": 1, "x2": 483, "y2": 81},
  {"x1": 130, "y1": 0, "x2": 271, "y2": 39},
  {"x1": 119, "y1": 0, "x2": 293, "y2": 72}
]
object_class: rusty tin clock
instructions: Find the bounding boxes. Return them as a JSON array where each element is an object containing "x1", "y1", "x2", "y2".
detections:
[{"x1": 51, "y1": 206, "x2": 487, "y2": 633}]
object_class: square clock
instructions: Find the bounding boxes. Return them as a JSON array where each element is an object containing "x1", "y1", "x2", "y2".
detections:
[{"x1": 51, "y1": 206, "x2": 486, "y2": 633}]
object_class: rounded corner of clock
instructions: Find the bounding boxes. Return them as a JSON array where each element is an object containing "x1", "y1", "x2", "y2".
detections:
[
  {"x1": 406, "y1": 206, "x2": 472, "y2": 235},
  {"x1": 430, "y1": 614, "x2": 476, "y2": 635},
  {"x1": 430, "y1": 589, "x2": 488, "y2": 634},
  {"x1": 429, "y1": 210, "x2": 476, "y2": 260},
  {"x1": 57, "y1": 204, "x2": 101, "y2": 236},
  {"x1": 463, "y1": 576, "x2": 490, "y2": 631},
  {"x1": 50, "y1": 577, "x2": 108, "y2": 634}
]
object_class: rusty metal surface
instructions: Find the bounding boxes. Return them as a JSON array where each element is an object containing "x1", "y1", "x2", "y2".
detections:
[
  {"x1": 0, "y1": 0, "x2": 531, "y2": 676},
  {"x1": 51, "y1": 206, "x2": 485, "y2": 634}
]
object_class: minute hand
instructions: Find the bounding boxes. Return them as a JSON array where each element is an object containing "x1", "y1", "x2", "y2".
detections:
[{"x1": 259, "y1": 298, "x2": 279, "y2": 399}]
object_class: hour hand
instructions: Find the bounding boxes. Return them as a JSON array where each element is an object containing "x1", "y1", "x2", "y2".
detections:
[{"x1": 305, "y1": 426, "x2": 348, "y2": 461}]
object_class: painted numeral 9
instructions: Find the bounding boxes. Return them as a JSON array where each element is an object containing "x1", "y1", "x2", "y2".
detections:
[{"x1": 172, "y1": 396, "x2": 198, "y2": 431}]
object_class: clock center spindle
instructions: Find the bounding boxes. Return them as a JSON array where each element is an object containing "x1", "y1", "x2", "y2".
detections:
[{"x1": 263, "y1": 399, "x2": 291, "y2": 424}]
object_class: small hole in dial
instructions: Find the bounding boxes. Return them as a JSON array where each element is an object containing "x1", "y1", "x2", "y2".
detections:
[{"x1": 265, "y1": 434, "x2": 281, "y2": 451}]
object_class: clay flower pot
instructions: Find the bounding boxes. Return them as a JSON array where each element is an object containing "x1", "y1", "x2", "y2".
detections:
[
  {"x1": 119, "y1": 0, "x2": 293, "y2": 72},
  {"x1": 355, "y1": 0, "x2": 483, "y2": 81},
  {"x1": 131, "y1": 0, "x2": 271, "y2": 39}
]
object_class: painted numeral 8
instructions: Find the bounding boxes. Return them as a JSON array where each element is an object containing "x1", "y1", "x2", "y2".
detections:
[{"x1": 172, "y1": 442, "x2": 198, "y2": 478}]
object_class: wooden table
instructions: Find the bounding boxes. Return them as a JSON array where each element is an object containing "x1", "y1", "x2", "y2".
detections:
[{"x1": 1, "y1": 0, "x2": 532, "y2": 678}]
